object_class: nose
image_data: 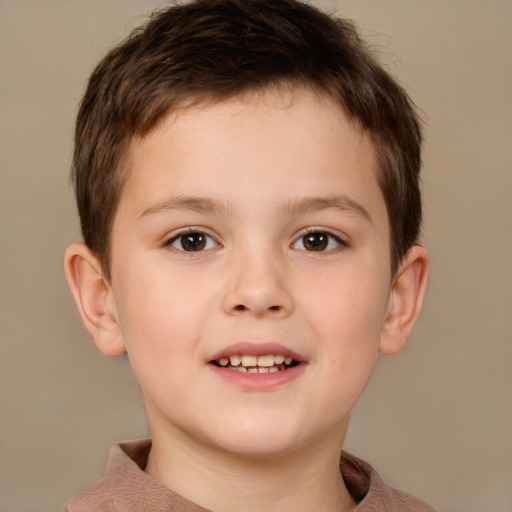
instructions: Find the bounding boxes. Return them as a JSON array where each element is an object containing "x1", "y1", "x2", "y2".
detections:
[{"x1": 221, "y1": 249, "x2": 294, "y2": 319}]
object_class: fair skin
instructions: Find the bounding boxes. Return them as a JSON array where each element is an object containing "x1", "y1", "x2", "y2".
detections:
[{"x1": 65, "y1": 88, "x2": 428, "y2": 512}]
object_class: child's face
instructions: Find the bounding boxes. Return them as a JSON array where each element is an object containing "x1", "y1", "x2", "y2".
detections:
[{"x1": 109, "y1": 88, "x2": 394, "y2": 456}]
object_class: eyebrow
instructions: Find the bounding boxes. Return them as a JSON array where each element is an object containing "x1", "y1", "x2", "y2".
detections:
[
  {"x1": 140, "y1": 194, "x2": 371, "y2": 223},
  {"x1": 140, "y1": 195, "x2": 232, "y2": 218},
  {"x1": 281, "y1": 195, "x2": 372, "y2": 223}
]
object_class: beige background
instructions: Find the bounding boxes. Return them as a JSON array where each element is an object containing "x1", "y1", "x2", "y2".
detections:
[{"x1": 1, "y1": 1, "x2": 510, "y2": 511}]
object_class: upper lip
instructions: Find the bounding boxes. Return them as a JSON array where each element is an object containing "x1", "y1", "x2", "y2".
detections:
[{"x1": 209, "y1": 342, "x2": 305, "y2": 363}]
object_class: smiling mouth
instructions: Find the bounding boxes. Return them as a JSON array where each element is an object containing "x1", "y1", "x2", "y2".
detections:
[{"x1": 211, "y1": 354, "x2": 299, "y2": 373}]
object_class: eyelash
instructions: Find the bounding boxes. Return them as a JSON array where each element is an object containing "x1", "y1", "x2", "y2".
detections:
[
  {"x1": 291, "y1": 228, "x2": 348, "y2": 253},
  {"x1": 163, "y1": 227, "x2": 348, "y2": 254},
  {"x1": 163, "y1": 228, "x2": 219, "y2": 252}
]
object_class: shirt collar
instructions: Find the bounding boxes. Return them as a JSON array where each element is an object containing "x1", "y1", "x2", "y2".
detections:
[{"x1": 106, "y1": 438, "x2": 384, "y2": 511}]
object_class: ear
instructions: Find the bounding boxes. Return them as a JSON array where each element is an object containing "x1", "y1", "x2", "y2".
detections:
[
  {"x1": 64, "y1": 243, "x2": 126, "y2": 356},
  {"x1": 378, "y1": 245, "x2": 429, "y2": 356}
]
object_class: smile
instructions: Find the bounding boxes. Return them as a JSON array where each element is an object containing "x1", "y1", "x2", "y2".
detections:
[{"x1": 212, "y1": 354, "x2": 298, "y2": 373}]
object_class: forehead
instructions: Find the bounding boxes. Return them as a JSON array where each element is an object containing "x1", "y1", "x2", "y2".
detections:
[{"x1": 118, "y1": 87, "x2": 385, "y2": 228}]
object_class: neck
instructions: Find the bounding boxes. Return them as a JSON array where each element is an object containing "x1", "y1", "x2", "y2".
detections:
[{"x1": 145, "y1": 425, "x2": 356, "y2": 512}]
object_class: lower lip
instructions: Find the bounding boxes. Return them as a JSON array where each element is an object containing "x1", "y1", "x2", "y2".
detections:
[{"x1": 208, "y1": 363, "x2": 306, "y2": 391}]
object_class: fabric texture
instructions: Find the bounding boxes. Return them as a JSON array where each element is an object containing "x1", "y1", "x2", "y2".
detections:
[{"x1": 66, "y1": 439, "x2": 436, "y2": 511}]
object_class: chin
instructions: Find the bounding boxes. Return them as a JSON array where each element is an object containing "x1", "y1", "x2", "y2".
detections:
[
  {"x1": 198, "y1": 417, "x2": 311, "y2": 459},
  {"x1": 215, "y1": 438, "x2": 300, "y2": 460}
]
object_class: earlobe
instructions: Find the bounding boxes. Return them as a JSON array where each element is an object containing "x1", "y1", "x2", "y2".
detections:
[
  {"x1": 378, "y1": 245, "x2": 429, "y2": 356},
  {"x1": 64, "y1": 243, "x2": 126, "y2": 356}
]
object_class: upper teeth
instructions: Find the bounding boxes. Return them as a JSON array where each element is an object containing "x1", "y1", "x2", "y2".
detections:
[{"x1": 217, "y1": 355, "x2": 293, "y2": 367}]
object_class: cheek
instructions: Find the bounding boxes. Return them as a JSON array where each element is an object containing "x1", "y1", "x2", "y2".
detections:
[
  {"x1": 303, "y1": 265, "x2": 389, "y2": 337},
  {"x1": 113, "y1": 262, "x2": 212, "y2": 359},
  {"x1": 113, "y1": 276, "x2": 203, "y2": 405},
  {"x1": 300, "y1": 264, "x2": 389, "y2": 384}
]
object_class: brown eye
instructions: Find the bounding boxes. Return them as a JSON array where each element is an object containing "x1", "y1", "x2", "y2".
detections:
[
  {"x1": 292, "y1": 231, "x2": 344, "y2": 252},
  {"x1": 170, "y1": 231, "x2": 217, "y2": 251},
  {"x1": 303, "y1": 232, "x2": 328, "y2": 251},
  {"x1": 181, "y1": 233, "x2": 206, "y2": 251}
]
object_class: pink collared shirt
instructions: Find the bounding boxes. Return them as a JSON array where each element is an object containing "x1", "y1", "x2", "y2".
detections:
[{"x1": 66, "y1": 439, "x2": 436, "y2": 511}]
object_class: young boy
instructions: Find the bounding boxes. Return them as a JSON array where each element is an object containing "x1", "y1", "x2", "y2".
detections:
[{"x1": 64, "y1": 0, "x2": 432, "y2": 510}]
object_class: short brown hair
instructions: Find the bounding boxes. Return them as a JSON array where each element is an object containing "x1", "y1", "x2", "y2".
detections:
[{"x1": 73, "y1": 0, "x2": 423, "y2": 278}]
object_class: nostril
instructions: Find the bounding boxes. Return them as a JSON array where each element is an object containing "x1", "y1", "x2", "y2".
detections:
[
  {"x1": 233, "y1": 304, "x2": 280, "y2": 313},
  {"x1": 228, "y1": 303, "x2": 288, "y2": 316}
]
